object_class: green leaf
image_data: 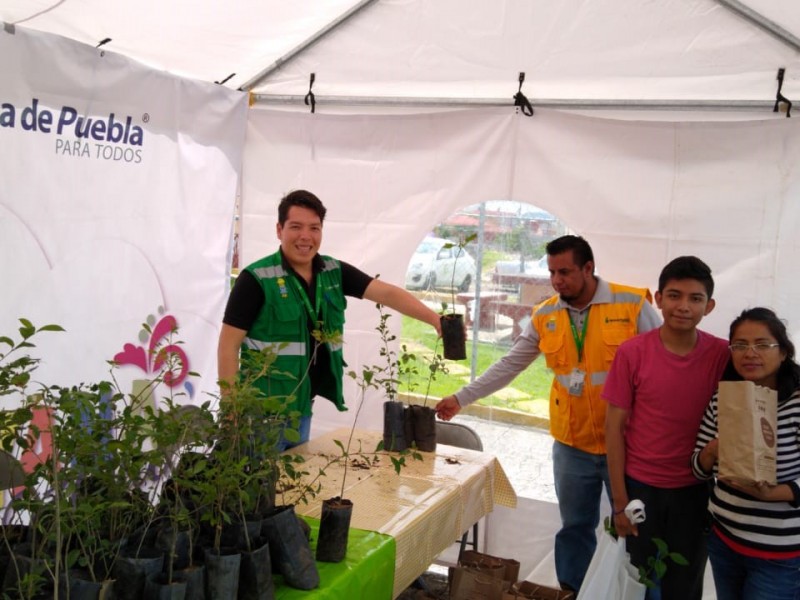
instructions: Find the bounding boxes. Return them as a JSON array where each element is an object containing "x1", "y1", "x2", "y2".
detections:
[
  {"x1": 333, "y1": 439, "x2": 345, "y2": 452},
  {"x1": 668, "y1": 552, "x2": 689, "y2": 566},
  {"x1": 654, "y1": 560, "x2": 667, "y2": 579},
  {"x1": 38, "y1": 324, "x2": 65, "y2": 333},
  {"x1": 652, "y1": 537, "x2": 668, "y2": 555},
  {"x1": 390, "y1": 456, "x2": 405, "y2": 475}
]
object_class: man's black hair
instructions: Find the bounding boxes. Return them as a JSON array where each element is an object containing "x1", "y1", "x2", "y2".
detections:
[
  {"x1": 657, "y1": 256, "x2": 714, "y2": 298},
  {"x1": 277, "y1": 190, "x2": 327, "y2": 225},
  {"x1": 546, "y1": 235, "x2": 594, "y2": 268}
]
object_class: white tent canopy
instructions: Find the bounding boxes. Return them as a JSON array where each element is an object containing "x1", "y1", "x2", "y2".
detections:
[{"x1": 4, "y1": 0, "x2": 800, "y2": 110}]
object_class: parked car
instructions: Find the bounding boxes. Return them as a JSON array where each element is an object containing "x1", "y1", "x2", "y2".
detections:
[
  {"x1": 405, "y1": 237, "x2": 476, "y2": 292},
  {"x1": 493, "y1": 255, "x2": 549, "y2": 278}
]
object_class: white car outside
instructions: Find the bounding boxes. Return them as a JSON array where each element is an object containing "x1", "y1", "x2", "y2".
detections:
[{"x1": 405, "y1": 237, "x2": 476, "y2": 292}]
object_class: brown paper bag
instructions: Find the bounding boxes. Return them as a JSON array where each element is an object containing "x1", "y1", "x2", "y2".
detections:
[
  {"x1": 450, "y1": 566, "x2": 506, "y2": 600},
  {"x1": 718, "y1": 380, "x2": 777, "y2": 485}
]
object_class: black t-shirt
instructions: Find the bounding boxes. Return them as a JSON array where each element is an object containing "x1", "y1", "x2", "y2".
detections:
[{"x1": 222, "y1": 254, "x2": 373, "y2": 400}]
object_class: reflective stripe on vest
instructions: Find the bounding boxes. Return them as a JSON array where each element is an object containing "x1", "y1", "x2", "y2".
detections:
[
  {"x1": 554, "y1": 371, "x2": 608, "y2": 388},
  {"x1": 252, "y1": 265, "x2": 288, "y2": 280},
  {"x1": 534, "y1": 291, "x2": 645, "y2": 319},
  {"x1": 244, "y1": 338, "x2": 306, "y2": 356}
]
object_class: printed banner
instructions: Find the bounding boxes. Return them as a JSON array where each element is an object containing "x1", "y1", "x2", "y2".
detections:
[{"x1": 0, "y1": 25, "x2": 248, "y2": 405}]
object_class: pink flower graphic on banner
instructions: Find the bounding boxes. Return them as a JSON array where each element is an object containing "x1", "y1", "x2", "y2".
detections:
[{"x1": 113, "y1": 308, "x2": 194, "y2": 397}]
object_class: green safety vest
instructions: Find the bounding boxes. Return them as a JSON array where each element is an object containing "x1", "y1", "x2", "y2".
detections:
[{"x1": 241, "y1": 251, "x2": 347, "y2": 416}]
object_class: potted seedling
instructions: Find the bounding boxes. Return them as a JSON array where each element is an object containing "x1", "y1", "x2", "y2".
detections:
[
  {"x1": 440, "y1": 233, "x2": 477, "y2": 360},
  {"x1": 372, "y1": 303, "x2": 415, "y2": 452},
  {"x1": 411, "y1": 345, "x2": 449, "y2": 452},
  {"x1": 315, "y1": 363, "x2": 379, "y2": 563}
]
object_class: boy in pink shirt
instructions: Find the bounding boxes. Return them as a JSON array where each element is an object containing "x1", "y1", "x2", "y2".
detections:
[{"x1": 603, "y1": 256, "x2": 730, "y2": 600}]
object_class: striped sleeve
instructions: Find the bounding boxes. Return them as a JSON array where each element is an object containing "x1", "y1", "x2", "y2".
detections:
[
  {"x1": 691, "y1": 392, "x2": 719, "y2": 480},
  {"x1": 709, "y1": 390, "x2": 800, "y2": 554}
]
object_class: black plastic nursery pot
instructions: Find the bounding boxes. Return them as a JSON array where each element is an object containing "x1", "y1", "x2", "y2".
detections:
[
  {"x1": 383, "y1": 401, "x2": 410, "y2": 451},
  {"x1": 156, "y1": 526, "x2": 192, "y2": 571},
  {"x1": 144, "y1": 572, "x2": 187, "y2": 600},
  {"x1": 203, "y1": 546, "x2": 241, "y2": 600},
  {"x1": 177, "y1": 564, "x2": 205, "y2": 600},
  {"x1": 261, "y1": 505, "x2": 319, "y2": 590},
  {"x1": 238, "y1": 537, "x2": 274, "y2": 600},
  {"x1": 441, "y1": 314, "x2": 466, "y2": 360},
  {"x1": 409, "y1": 405, "x2": 437, "y2": 452},
  {"x1": 316, "y1": 497, "x2": 353, "y2": 563},
  {"x1": 113, "y1": 546, "x2": 165, "y2": 600}
]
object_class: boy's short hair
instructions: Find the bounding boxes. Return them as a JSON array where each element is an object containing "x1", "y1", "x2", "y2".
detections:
[
  {"x1": 657, "y1": 256, "x2": 714, "y2": 297},
  {"x1": 278, "y1": 190, "x2": 327, "y2": 225},
  {"x1": 546, "y1": 235, "x2": 594, "y2": 269}
]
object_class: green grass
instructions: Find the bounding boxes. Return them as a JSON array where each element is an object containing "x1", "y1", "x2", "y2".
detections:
[
  {"x1": 478, "y1": 249, "x2": 513, "y2": 274},
  {"x1": 397, "y1": 316, "x2": 552, "y2": 412}
]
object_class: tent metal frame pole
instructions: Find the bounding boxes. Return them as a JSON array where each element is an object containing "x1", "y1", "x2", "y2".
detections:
[
  {"x1": 252, "y1": 94, "x2": 777, "y2": 112},
  {"x1": 239, "y1": 0, "x2": 381, "y2": 91},
  {"x1": 715, "y1": 0, "x2": 800, "y2": 53}
]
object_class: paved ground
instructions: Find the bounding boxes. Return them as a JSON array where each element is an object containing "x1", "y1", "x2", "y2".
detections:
[{"x1": 450, "y1": 413, "x2": 557, "y2": 503}]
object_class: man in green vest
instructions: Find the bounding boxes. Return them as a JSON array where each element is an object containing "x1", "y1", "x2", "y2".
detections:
[{"x1": 218, "y1": 189, "x2": 442, "y2": 450}]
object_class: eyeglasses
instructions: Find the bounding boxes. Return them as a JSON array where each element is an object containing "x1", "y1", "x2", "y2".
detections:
[{"x1": 728, "y1": 343, "x2": 781, "y2": 354}]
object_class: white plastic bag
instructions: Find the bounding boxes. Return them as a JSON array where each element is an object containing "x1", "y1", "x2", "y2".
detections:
[{"x1": 577, "y1": 530, "x2": 646, "y2": 600}]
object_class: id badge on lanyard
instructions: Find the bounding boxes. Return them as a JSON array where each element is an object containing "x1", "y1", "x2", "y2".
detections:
[
  {"x1": 568, "y1": 308, "x2": 589, "y2": 396},
  {"x1": 568, "y1": 368, "x2": 585, "y2": 396}
]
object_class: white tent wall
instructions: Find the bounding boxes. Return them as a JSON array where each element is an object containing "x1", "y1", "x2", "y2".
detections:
[
  {"x1": 242, "y1": 107, "x2": 800, "y2": 439},
  {"x1": 0, "y1": 25, "x2": 248, "y2": 401}
]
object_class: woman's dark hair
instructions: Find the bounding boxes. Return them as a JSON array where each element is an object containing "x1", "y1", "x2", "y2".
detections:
[{"x1": 722, "y1": 307, "x2": 800, "y2": 402}]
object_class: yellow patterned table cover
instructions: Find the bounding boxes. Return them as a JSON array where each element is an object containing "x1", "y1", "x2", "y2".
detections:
[{"x1": 285, "y1": 429, "x2": 518, "y2": 598}]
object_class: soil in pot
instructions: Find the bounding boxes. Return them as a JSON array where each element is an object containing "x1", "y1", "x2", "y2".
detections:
[
  {"x1": 409, "y1": 405, "x2": 437, "y2": 452},
  {"x1": 316, "y1": 497, "x2": 353, "y2": 563},
  {"x1": 440, "y1": 314, "x2": 466, "y2": 360}
]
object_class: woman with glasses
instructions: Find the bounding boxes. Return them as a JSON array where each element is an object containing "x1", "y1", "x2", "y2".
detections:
[{"x1": 691, "y1": 307, "x2": 800, "y2": 599}]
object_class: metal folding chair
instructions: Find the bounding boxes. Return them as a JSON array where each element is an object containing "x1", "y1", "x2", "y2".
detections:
[{"x1": 436, "y1": 421, "x2": 483, "y2": 556}]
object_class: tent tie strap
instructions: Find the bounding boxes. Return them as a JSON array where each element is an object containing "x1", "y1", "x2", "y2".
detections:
[
  {"x1": 305, "y1": 73, "x2": 316, "y2": 113},
  {"x1": 513, "y1": 72, "x2": 534, "y2": 117},
  {"x1": 774, "y1": 67, "x2": 792, "y2": 118}
]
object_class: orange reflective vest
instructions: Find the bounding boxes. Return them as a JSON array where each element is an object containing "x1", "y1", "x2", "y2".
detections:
[{"x1": 532, "y1": 283, "x2": 652, "y2": 454}]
